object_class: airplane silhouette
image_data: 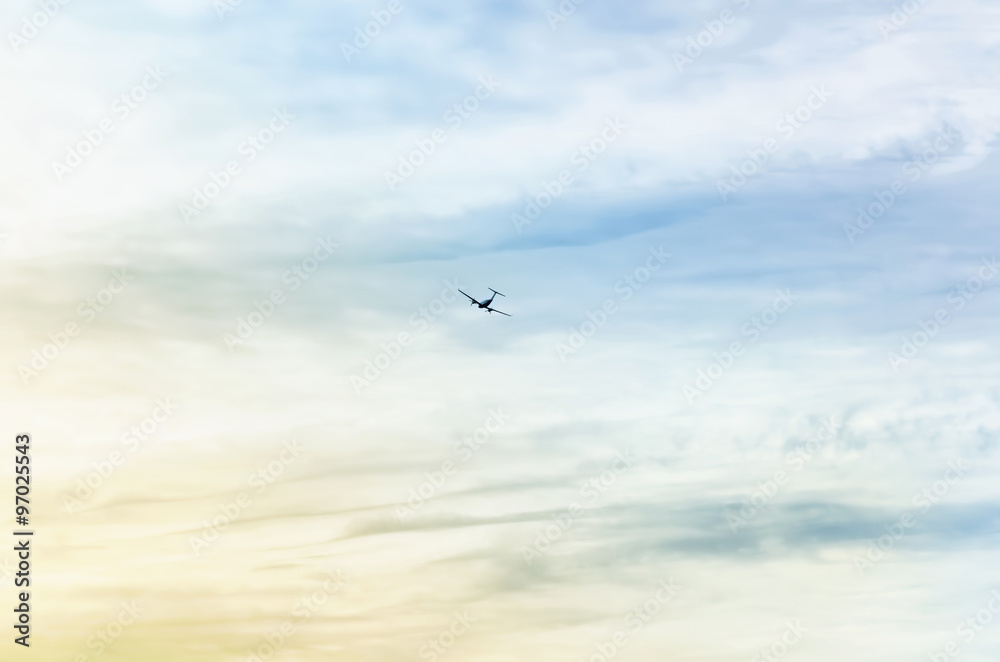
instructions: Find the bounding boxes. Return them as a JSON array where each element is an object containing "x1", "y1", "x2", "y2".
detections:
[{"x1": 458, "y1": 288, "x2": 511, "y2": 316}]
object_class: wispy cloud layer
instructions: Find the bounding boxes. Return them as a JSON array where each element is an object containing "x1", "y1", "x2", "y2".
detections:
[{"x1": 2, "y1": 0, "x2": 999, "y2": 660}]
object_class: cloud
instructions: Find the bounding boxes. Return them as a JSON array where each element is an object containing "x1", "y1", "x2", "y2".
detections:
[{"x1": 4, "y1": 1, "x2": 1000, "y2": 659}]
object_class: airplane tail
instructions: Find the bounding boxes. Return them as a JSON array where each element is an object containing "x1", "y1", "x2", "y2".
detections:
[{"x1": 489, "y1": 288, "x2": 505, "y2": 297}]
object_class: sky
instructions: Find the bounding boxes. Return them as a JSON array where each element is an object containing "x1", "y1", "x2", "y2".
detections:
[{"x1": 2, "y1": 0, "x2": 1000, "y2": 660}]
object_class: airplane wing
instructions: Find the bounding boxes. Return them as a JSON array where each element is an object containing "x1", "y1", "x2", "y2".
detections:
[
  {"x1": 457, "y1": 289, "x2": 478, "y2": 304},
  {"x1": 487, "y1": 307, "x2": 511, "y2": 317}
]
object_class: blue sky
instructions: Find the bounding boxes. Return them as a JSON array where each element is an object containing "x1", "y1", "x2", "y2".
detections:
[{"x1": 2, "y1": 1, "x2": 1000, "y2": 660}]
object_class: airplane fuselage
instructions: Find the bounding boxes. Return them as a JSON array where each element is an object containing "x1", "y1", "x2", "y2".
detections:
[{"x1": 457, "y1": 287, "x2": 510, "y2": 316}]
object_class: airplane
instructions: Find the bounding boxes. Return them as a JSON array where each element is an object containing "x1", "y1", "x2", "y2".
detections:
[{"x1": 457, "y1": 287, "x2": 511, "y2": 316}]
